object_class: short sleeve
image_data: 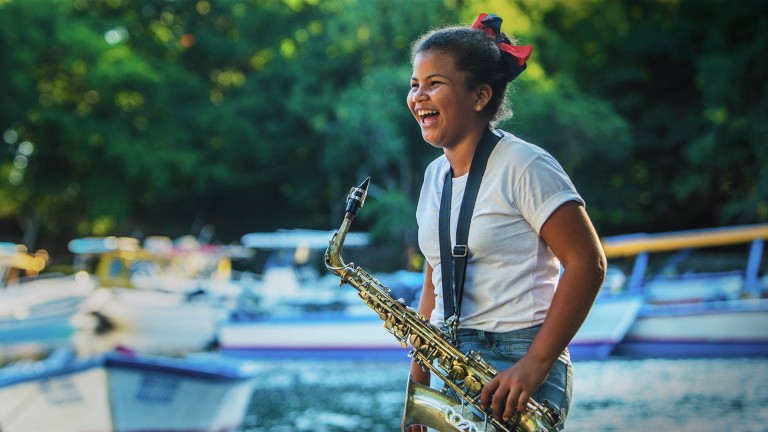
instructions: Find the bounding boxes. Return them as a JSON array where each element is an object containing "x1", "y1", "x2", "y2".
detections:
[{"x1": 514, "y1": 153, "x2": 584, "y2": 234}]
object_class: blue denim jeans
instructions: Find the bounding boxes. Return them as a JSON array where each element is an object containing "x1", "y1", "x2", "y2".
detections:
[{"x1": 431, "y1": 324, "x2": 572, "y2": 431}]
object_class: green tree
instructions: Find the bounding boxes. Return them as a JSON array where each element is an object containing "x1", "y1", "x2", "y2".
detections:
[
  {"x1": 4, "y1": 0, "x2": 765, "y2": 271},
  {"x1": 533, "y1": 0, "x2": 768, "y2": 233},
  {"x1": 0, "y1": 0, "x2": 459, "y2": 269}
]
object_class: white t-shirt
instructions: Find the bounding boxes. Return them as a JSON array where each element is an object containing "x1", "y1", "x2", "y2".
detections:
[{"x1": 416, "y1": 130, "x2": 584, "y2": 333}]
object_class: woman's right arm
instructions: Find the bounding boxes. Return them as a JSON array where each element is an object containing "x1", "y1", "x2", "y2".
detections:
[{"x1": 403, "y1": 263, "x2": 435, "y2": 432}]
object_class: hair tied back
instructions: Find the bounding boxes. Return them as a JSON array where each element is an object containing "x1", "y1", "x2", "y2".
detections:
[{"x1": 471, "y1": 13, "x2": 533, "y2": 82}]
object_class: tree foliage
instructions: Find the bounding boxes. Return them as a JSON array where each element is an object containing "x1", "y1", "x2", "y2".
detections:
[
  {"x1": 1, "y1": 0, "x2": 766, "y2": 269},
  {"x1": 532, "y1": 0, "x2": 768, "y2": 233}
]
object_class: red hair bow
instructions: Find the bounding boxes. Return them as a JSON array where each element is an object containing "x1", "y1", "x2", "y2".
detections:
[{"x1": 471, "y1": 13, "x2": 533, "y2": 80}]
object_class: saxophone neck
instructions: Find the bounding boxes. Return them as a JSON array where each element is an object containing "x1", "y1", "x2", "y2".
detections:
[
  {"x1": 324, "y1": 218, "x2": 352, "y2": 276},
  {"x1": 324, "y1": 177, "x2": 370, "y2": 277}
]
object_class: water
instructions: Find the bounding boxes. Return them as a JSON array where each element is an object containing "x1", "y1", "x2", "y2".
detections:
[{"x1": 236, "y1": 356, "x2": 768, "y2": 432}]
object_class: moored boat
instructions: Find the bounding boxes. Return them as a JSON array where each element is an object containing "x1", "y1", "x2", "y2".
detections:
[
  {"x1": 69, "y1": 236, "x2": 249, "y2": 354},
  {"x1": 218, "y1": 229, "x2": 419, "y2": 359},
  {"x1": 573, "y1": 223, "x2": 768, "y2": 359},
  {"x1": 1, "y1": 244, "x2": 96, "y2": 361},
  {"x1": 0, "y1": 347, "x2": 259, "y2": 432},
  {"x1": 221, "y1": 311, "x2": 406, "y2": 360}
]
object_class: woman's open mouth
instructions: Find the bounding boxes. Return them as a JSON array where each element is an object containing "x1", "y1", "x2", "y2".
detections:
[{"x1": 417, "y1": 109, "x2": 439, "y2": 126}]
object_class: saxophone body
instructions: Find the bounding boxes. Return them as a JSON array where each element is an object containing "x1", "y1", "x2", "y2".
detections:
[{"x1": 324, "y1": 179, "x2": 560, "y2": 432}]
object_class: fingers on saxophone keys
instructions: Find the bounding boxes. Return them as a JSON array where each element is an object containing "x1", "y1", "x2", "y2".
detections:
[
  {"x1": 494, "y1": 389, "x2": 530, "y2": 421},
  {"x1": 501, "y1": 397, "x2": 517, "y2": 421},
  {"x1": 490, "y1": 387, "x2": 511, "y2": 421},
  {"x1": 479, "y1": 379, "x2": 498, "y2": 411}
]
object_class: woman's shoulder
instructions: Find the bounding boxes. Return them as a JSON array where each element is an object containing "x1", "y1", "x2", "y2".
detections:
[
  {"x1": 492, "y1": 130, "x2": 574, "y2": 184},
  {"x1": 496, "y1": 130, "x2": 550, "y2": 158},
  {"x1": 493, "y1": 130, "x2": 555, "y2": 167}
]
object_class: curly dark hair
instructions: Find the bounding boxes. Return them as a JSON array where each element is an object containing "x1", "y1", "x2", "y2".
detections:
[{"x1": 411, "y1": 25, "x2": 517, "y2": 125}]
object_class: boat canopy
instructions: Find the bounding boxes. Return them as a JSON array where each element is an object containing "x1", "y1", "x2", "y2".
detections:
[{"x1": 241, "y1": 229, "x2": 370, "y2": 250}]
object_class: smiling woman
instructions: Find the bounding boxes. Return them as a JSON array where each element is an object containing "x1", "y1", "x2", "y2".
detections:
[{"x1": 403, "y1": 13, "x2": 607, "y2": 432}]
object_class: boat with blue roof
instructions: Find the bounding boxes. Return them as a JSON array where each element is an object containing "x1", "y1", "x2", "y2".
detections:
[{"x1": 570, "y1": 223, "x2": 768, "y2": 359}]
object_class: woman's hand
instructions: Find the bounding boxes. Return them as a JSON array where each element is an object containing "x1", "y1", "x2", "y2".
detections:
[
  {"x1": 402, "y1": 423, "x2": 428, "y2": 432},
  {"x1": 479, "y1": 353, "x2": 553, "y2": 421}
]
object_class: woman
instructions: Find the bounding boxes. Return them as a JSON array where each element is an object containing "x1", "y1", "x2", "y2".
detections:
[{"x1": 404, "y1": 13, "x2": 606, "y2": 431}]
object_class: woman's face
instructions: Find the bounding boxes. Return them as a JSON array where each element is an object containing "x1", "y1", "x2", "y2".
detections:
[{"x1": 408, "y1": 50, "x2": 482, "y2": 149}]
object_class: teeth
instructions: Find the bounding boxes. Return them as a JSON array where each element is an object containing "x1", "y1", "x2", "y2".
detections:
[{"x1": 417, "y1": 110, "x2": 437, "y2": 116}]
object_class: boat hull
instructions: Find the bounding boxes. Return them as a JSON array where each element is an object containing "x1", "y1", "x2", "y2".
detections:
[
  {"x1": 0, "y1": 349, "x2": 258, "y2": 432},
  {"x1": 0, "y1": 352, "x2": 110, "y2": 432},
  {"x1": 91, "y1": 287, "x2": 224, "y2": 354},
  {"x1": 106, "y1": 352, "x2": 258, "y2": 432},
  {"x1": 568, "y1": 295, "x2": 643, "y2": 361},
  {"x1": 613, "y1": 298, "x2": 768, "y2": 358},
  {"x1": 219, "y1": 297, "x2": 768, "y2": 361},
  {"x1": 219, "y1": 313, "x2": 409, "y2": 360}
]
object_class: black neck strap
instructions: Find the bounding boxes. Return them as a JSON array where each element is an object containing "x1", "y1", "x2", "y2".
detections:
[{"x1": 438, "y1": 127, "x2": 501, "y2": 333}]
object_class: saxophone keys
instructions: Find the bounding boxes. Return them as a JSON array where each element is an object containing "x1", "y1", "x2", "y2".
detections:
[
  {"x1": 450, "y1": 361, "x2": 467, "y2": 380},
  {"x1": 381, "y1": 312, "x2": 391, "y2": 323},
  {"x1": 463, "y1": 375, "x2": 482, "y2": 394},
  {"x1": 409, "y1": 334, "x2": 423, "y2": 348}
]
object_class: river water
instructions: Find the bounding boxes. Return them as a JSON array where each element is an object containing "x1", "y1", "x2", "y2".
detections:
[{"x1": 236, "y1": 356, "x2": 768, "y2": 432}]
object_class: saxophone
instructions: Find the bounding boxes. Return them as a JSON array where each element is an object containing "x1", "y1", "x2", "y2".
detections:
[{"x1": 324, "y1": 178, "x2": 560, "y2": 432}]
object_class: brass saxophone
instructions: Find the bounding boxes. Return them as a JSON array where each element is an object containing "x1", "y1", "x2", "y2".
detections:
[{"x1": 324, "y1": 178, "x2": 560, "y2": 432}]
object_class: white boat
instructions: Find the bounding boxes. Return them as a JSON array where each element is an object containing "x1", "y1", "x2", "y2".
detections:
[
  {"x1": 68, "y1": 236, "x2": 250, "y2": 354},
  {"x1": 218, "y1": 229, "x2": 420, "y2": 359},
  {"x1": 614, "y1": 298, "x2": 768, "y2": 357},
  {"x1": 221, "y1": 311, "x2": 406, "y2": 360},
  {"x1": 1, "y1": 244, "x2": 96, "y2": 361},
  {"x1": 0, "y1": 347, "x2": 258, "y2": 432},
  {"x1": 0, "y1": 274, "x2": 95, "y2": 339},
  {"x1": 573, "y1": 224, "x2": 768, "y2": 359}
]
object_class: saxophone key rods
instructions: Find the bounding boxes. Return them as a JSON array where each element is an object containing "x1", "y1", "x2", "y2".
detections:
[{"x1": 325, "y1": 178, "x2": 559, "y2": 432}]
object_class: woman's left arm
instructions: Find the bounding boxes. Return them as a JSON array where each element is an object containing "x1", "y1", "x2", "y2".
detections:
[{"x1": 480, "y1": 200, "x2": 607, "y2": 421}]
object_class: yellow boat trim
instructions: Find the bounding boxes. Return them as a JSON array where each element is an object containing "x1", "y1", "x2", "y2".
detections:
[{"x1": 602, "y1": 224, "x2": 768, "y2": 258}]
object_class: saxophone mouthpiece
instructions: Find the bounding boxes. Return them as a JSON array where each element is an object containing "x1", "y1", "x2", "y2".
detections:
[{"x1": 344, "y1": 177, "x2": 370, "y2": 220}]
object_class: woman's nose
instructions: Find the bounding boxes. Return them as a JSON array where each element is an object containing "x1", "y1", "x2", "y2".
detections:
[{"x1": 411, "y1": 87, "x2": 426, "y2": 103}]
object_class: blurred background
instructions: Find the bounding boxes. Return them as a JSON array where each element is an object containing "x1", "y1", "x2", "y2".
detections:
[
  {"x1": 2, "y1": 1, "x2": 768, "y2": 431},
  {"x1": 2, "y1": 0, "x2": 766, "y2": 273}
]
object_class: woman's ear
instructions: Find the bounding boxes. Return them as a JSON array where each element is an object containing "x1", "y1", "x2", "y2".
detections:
[{"x1": 474, "y1": 84, "x2": 493, "y2": 112}]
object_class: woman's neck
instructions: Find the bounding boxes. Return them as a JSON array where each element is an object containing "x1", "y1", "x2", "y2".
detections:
[{"x1": 443, "y1": 127, "x2": 488, "y2": 177}]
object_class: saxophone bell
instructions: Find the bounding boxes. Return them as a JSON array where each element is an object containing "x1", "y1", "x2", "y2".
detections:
[{"x1": 404, "y1": 374, "x2": 494, "y2": 432}]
